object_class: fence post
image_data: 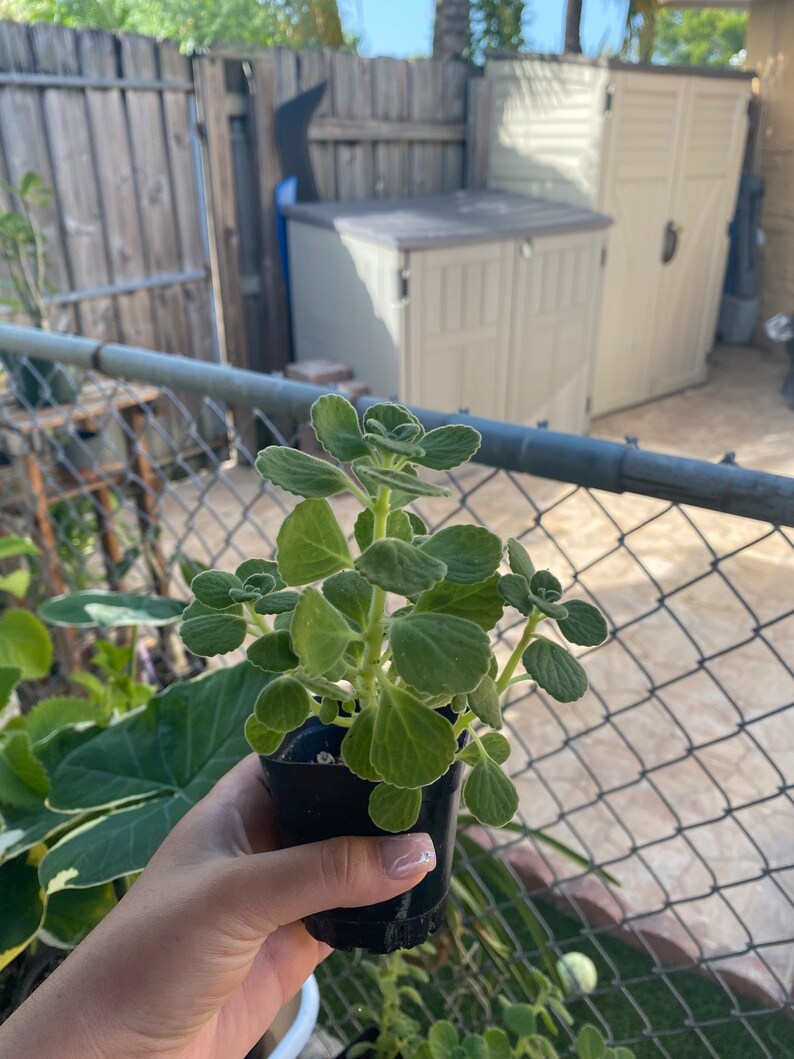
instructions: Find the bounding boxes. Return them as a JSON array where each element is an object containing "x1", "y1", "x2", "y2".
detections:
[
  {"x1": 251, "y1": 50, "x2": 293, "y2": 377},
  {"x1": 465, "y1": 76, "x2": 492, "y2": 190}
]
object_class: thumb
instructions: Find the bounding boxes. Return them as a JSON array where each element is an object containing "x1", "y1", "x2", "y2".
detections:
[{"x1": 227, "y1": 832, "x2": 437, "y2": 934}]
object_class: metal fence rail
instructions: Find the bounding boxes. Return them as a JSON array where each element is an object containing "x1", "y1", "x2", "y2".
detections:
[{"x1": 1, "y1": 327, "x2": 793, "y2": 1058}]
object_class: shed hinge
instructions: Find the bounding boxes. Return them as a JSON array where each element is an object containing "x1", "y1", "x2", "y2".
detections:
[
  {"x1": 586, "y1": 396, "x2": 592, "y2": 414},
  {"x1": 600, "y1": 245, "x2": 608, "y2": 268},
  {"x1": 604, "y1": 84, "x2": 614, "y2": 116},
  {"x1": 399, "y1": 267, "x2": 410, "y2": 303}
]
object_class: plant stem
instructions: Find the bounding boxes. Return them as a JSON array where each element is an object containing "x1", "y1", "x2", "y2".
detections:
[
  {"x1": 128, "y1": 625, "x2": 139, "y2": 685},
  {"x1": 496, "y1": 611, "x2": 542, "y2": 694},
  {"x1": 453, "y1": 709, "x2": 474, "y2": 738},
  {"x1": 245, "y1": 603, "x2": 269, "y2": 635},
  {"x1": 361, "y1": 484, "x2": 390, "y2": 708}
]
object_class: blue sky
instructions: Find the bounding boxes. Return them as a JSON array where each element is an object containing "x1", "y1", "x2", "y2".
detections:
[{"x1": 343, "y1": 0, "x2": 629, "y2": 59}]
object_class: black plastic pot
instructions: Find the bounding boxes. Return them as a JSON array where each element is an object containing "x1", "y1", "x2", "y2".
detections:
[
  {"x1": 260, "y1": 716, "x2": 463, "y2": 954},
  {"x1": 1, "y1": 354, "x2": 82, "y2": 408}
]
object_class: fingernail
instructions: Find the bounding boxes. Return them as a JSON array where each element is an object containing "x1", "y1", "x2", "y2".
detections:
[{"x1": 379, "y1": 833, "x2": 436, "y2": 879}]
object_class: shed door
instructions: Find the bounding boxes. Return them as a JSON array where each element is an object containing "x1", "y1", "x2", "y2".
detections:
[
  {"x1": 646, "y1": 77, "x2": 749, "y2": 400},
  {"x1": 506, "y1": 230, "x2": 606, "y2": 433},
  {"x1": 591, "y1": 72, "x2": 688, "y2": 416},
  {"x1": 405, "y1": 241, "x2": 513, "y2": 419}
]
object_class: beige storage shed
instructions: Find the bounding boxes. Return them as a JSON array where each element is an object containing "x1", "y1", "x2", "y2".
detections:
[
  {"x1": 284, "y1": 190, "x2": 611, "y2": 433},
  {"x1": 485, "y1": 57, "x2": 753, "y2": 415}
]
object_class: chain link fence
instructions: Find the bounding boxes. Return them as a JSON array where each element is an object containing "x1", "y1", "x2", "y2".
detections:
[{"x1": 1, "y1": 334, "x2": 793, "y2": 1057}]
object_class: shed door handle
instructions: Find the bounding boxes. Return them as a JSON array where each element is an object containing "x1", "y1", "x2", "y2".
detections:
[{"x1": 662, "y1": 221, "x2": 680, "y2": 264}]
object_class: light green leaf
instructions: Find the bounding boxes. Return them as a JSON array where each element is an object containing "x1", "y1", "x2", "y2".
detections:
[
  {"x1": 0, "y1": 609, "x2": 52, "y2": 679},
  {"x1": 291, "y1": 588, "x2": 357, "y2": 676},
  {"x1": 522, "y1": 638, "x2": 588, "y2": 703},
  {"x1": 0, "y1": 569, "x2": 31, "y2": 599},
  {"x1": 363, "y1": 402, "x2": 422, "y2": 435},
  {"x1": 356, "y1": 539, "x2": 447, "y2": 596},
  {"x1": 557, "y1": 600, "x2": 609, "y2": 647},
  {"x1": 319, "y1": 697, "x2": 339, "y2": 724},
  {"x1": 420, "y1": 526, "x2": 502, "y2": 585},
  {"x1": 406, "y1": 511, "x2": 428, "y2": 536},
  {"x1": 502, "y1": 1004, "x2": 537, "y2": 1038},
  {"x1": 412, "y1": 424, "x2": 481, "y2": 470},
  {"x1": 428, "y1": 1020, "x2": 460, "y2": 1059},
  {"x1": 254, "y1": 675, "x2": 312, "y2": 733},
  {"x1": 276, "y1": 499, "x2": 353, "y2": 585},
  {"x1": 498, "y1": 573, "x2": 532, "y2": 616},
  {"x1": 191, "y1": 570, "x2": 242, "y2": 610},
  {"x1": 180, "y1": 603, "x2": 247, "y2": 656},
  {"x1": 390, "y1": 613, "x2": 491, "y2": 696},
  {"x1": 39, "y1": 592, "x2": 185, "y2": 629},
  {"x1": 458, "y1": 732, "x2": 511, "y2": 767},
  {"x1": 256, "y1": 446, "x2": 353, "y2": 498},
  {"x1": 354, "y1": 464, "x2": 451, "y2": 502},
  {"x1": 341, "y1": 708, "x2": 381, "y2": 781},
  {"x1": 322, "y1": 571, "x2": 372, "y2": 632},
  {"x1": 273, "y1": 610, "x2": 294, "y2": 632},
  {"x1": 529, "y1": 570, "x2": 563, "y2": 602},
  {"x1": 310, "y1": 393, "x2": 370, "y2": 462},
  {"x1": 466, "y1": 676, "x2": 502, "y2": 729},
  {"x1": 371, "y1": 685, "x2": 457, "y2": 788},
  {"x1": 461, "y1": 1036, "x2": 488, "y2": 1059},
  {"x1": 507, "y1": 538, "x2": 535, "y2": 582},
  {"x1": 247, "y1": 631, "x2": 298, "y2": 673},
  {"x1": 0, "y1": 853, "x2": 44, "y2": 970},
  {"x1": 177, "y1": 551, "x2": 209, "y2": 586},
  {"x1": 244, "y1": 714, "x2": 285, "y2": 756},
  {"x1": 22, "y1": 696, "x2": 106, "y2": 747},
  {"x1": 575, "y1": 1025, "x2": 608, "y2": 1059},
  {"x1": 42, "y1": 883, "x2": 116, "y2": 949},
  {"x1": 0, "y1": 732, "x2": 48, "y2": 808},
  {"x1": 462, "y1": 756, "x2": 518, "y2": 827},
  {"x1": 354, "y1": 509, "x2": 413, "y2": 551},
  {"x1": 364, "y1": 432, "x2": 425, "y2": 458},
  {"x1": 368, "y1": 783, "x2": 422, "y2": 832},
  {"x1": 483, "y1": 1028, "x2": 511, "y2": 1059},
  {"x1": 527, "y1": 595, "x2": 568, "y2": 620},
  {"x1": 254, "y1": 590, "x2": 300, "y2": 615},
  {"x1": 415, "y1": 575, "x2": 504, "y2": 631},
  {"x1": 0, "y1": 666, "x2": 21, "y2": 710},
  {"x1": 0, "y1": 535, "x2": 39, "y2": 560},
  {"x1": 236, "y1": 558, "x2": 285, "y2": 589}
]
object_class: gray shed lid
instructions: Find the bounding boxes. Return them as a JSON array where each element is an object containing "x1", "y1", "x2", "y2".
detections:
[{"x1": 282, "y1": 190, "x2": 612, "y2": 250}]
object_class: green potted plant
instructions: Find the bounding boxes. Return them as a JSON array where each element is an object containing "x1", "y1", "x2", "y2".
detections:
[
  {"x1": 180, "y1": 396, "x2": 608, "y2": 952},
  {"x1": 0, "y1": 171, "x2": 81, "y2": 408}
]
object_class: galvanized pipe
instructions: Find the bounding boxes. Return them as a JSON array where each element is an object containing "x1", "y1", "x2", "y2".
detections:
[
  {"x1": 0, "y1": 269, "x2": 210, "y2": 315},
  {"x1": 1, "y1": 323, "x2": 792, "y2": 527}
]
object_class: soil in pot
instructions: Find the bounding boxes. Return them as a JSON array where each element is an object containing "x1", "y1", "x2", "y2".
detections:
[{"x1": 260, "y1": 717, "x2": 463, "y2": 954}]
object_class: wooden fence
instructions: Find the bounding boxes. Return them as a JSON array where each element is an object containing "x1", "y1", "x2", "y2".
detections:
[{"x1": 0, "y1": 21, "x2": 486, "y2": 384}]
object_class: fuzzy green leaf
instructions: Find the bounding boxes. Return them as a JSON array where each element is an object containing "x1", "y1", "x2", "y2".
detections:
[
  {"x1": 341, "y1": 707, "x2": 381, "y2": 781},
  {"x1": 191, "y1": 570, "x2": 242, "y2": 609},
  {"x1": 255, "y1": 446, "x2": 353, "y2": 498},
  {"x1": 498, "y1": 573, "x2": 532, "y2": 616},
  {"x1": 291, "y1": 588, "x2": 357, "y2": 677},
  {"x1": 483, "y1": 1028, "x2": 511, "y2": 1059},
  {"x1": 355, "y1": 464, "x2": 451, "y2": 501},
  {"x1": 322, "y1": 571, "x2": 372, "y2": 632},
  {"x1": 406, "y1": 512, "x2": 428, "y2": 536},
  {"x1": 254, "y1": 676, "x2": 312, "y2": 733},
  {"x1": 557, "y1": 600, "x2": 609, "y2": 647},
  {"x1": 412, "y1": 425, "x2": 481, "y2": 470},
  {"x1": 353, "y1": 508, "x2": 413, "y2": 552},
  {"x1": 0, "y1": 609, "x2": 52, "y2": 680},
  {"x1": 368, "y1": 783, "x2": 422, "y2": 832},
  {"x1": 502, "y1": 1004, "x2": 537, "y2": 1038},
  {"x1": 529, "y1": 570, "x2": 562, "y2": 602},
  {"x1": 371, "y1": 685, "x2": 457, "y2": 788},
  {"x1": 38, "y1": 592, "x2": 184, "y2": 629},
  {"x1": 463, "y1": 756, "x2": 518, "y2": 827},
  {"x1": 356, "y1": 539, "x2": 447, "y2": 596},
  {"x1": 228, "y1": 587, "x2": 259, "y2": 603},
  {"x1": 180, "y1": 606, "x2": 247, "y2": 656},
  {"x1": 254, "y1": 590, "x2": 301, "y2": 615},
  {"x1": 235, "y1": 559, "x2": 285, "y2": 589},
  {"x1": 319, "y1": 697, "x2": 339, "y2": 724},
  {"x1": 273, "y1": 611, "x2": 294, "y2": 632},
  {"x1": 276, "y1": 499, "x2": 352, "y2": 585},
  {"x1": 389, "y1": 613, "x2": 491, "y2": 696},
  {"x1": 466, "y1": 675, "x2": 502, "y2": 729},
  {"x1": 528, "y1": 597, "x2": 568, "y2": 620},
  {"x1": 244, "y1": 714, "x2": 285, "y2": 756},
  {"x1": 414, "y1": 575, "x2": 504, "y2": 631},
  {"x1": 242, "y1": 573, "x2": 277, "y2": 596},
  {"x1": 458, "y1": 732, "x2": 511, "y2": 767},
  {"x1": 575, "y1": 1025, "x2": 608, "y2": 1059},
  {"x1": 428, "y1": 1021, "x2": 460, "y2": 1059},
  {"x1": 522, "y1": 639, "x2": 588, "y2": 703},
  {"x1": 364, "y1": 432, "x2": 426, "y2": 458},
  {"x1": 247, "y1": 631, "x2": 298, "y2": 673},
  {"x1": 420, "y1": 526, "x2": 502, "y2": 585},
  {"x1": 310, "y1": 393, "x2": 370, "y2": 462},
  {"x1": 507, "y1": 538, "x2": 535, "y2": 582},
  {"x1": 362, "y1": 402, "x2": 422, "y2": 435},
  {"x1": 461, "y1": 1037, "x2": 488, "y2": 1059}
]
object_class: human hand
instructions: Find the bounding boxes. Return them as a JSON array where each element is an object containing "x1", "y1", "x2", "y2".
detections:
[{"x1": 0, "y1": 753, "x2": 437, "y2": 1059}]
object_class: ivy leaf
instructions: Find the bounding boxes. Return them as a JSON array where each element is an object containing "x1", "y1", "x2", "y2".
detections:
[
  {"x1": 322, "y1": 571, "x2": 372, "y2": 632},
  {"x1": 466, "y1": 675, "x2": 502, "y2": 729},
  {"x1": 276, "y1": 499, "x2": 352, "y2": 585},
  {"x1": 412, "y1": 425, "x2": 481, "y2": 470},
  {"x1": 354, "y1": 464, "x2": 451, "y2": 502},
  {"x1": 255, "y1": 446, "x2": 353, "y2": 498},
  {"x1": 363, "y1": 402, "x2": 422, "y2": 435},
  {"x1": 522, "y1": 639, "x2": 588, "y2": 703},
  {"x1": 371, "y1": 685, "x2": 457, "y2": 788},
  {"x1": 369, "y1": 784, "x2": 422, "y2": 832},
  {"x1": 0, "y1": 610, "x2": 52, "y2": 680},
  {"x1": 191, "y1": 570, "x2": 242, "y2": 610},
  {"x1": 457, "y1": 732, "x2": 511, "y2": 767},
  {"x1": 462, "y1": 756, "x2": 519, "y2": 827},
  {"x1": 254, "y1": 590, "x2": 301, "y2": 615},
  {"x1": 235, "y1": 559, "x2": 285, "y2": 589},
  {"x1": 356, "y1": 539, "x2": 447, "y2": 596},
  {"x1": 507, "y1": 538, "x2": 535, "y2": 582},
  {"x1": 180, "y1": 603, "x2": 247, "y2": 656},
  {"x1": 414, "y1": 575, "x2": 504, "y2": 631},
  {"x1": 254, "y1": 676, "x2": 312, "y2": 733},
  {"x1": 291, "y1": 588, "x2": 357, "y2": 677},
  {"x1": 498, "y1": 573, "x2": 532, "y2": 616},
  {"x1": 244, "y1": 714, "x2": 285, "y2": 756},
  {"x1": 247, "y1": 631, "x2": 298, "y2": 673},
  {"x1": 310, "y1": 393, "x2": 370, "y2": 462},
  {"x1": 529, "y1": 570, "x2": 563, "y2": 602},
  {"x1": 557, "y1": 600, "x2": 609, "y2": 647},
  {"x1": 390, "y1": 613, "x2": 491, "y2": 696},
  {"x1": 419, "y1": 526, "x2": 502, "y2": 585},
  {"x1": 341, "y1": 707, "x2": 381, "y2": 781}
]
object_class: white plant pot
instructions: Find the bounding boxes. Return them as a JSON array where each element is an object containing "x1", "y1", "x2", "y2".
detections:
[{"x1": 256, "y1": 975, "x2": 321, "y2": 1059}]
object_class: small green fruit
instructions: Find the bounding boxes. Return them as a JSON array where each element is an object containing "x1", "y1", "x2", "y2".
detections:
[{"x1": 556, "y1": 952, "x2": 598, "y2": 995}]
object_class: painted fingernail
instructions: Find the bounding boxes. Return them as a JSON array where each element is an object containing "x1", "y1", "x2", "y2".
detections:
[{"x1": 379, "y1": 833, "x2": 437, "y2": 879}]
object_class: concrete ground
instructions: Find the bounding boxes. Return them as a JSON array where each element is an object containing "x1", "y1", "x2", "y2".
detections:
[{"x1": 158, "y1": 343, "x2": 794, "y2": 1000}]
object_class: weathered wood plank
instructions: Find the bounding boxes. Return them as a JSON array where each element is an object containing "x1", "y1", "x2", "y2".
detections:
[
  {"x1": 441, "y1": 60, "x2": 469, "y2": 190},
  {"x1": 332, "y1": 52, "x2": 374, "y2": 200},
  {"x1": 409, "y1": 61, "x2": 444, "y2": 195},
  {"x1": 297, "y1": 48, "x2": 335, "y2": 200},
  {"x1": 372, "y1": 57, "x2": 409, "y2": 198},
  {"x1": 465, "y1": 76, "x2": 492, "y2": 191},
  {"x1": 307, "y1": 118, "x2": 465, "y2": 143}
]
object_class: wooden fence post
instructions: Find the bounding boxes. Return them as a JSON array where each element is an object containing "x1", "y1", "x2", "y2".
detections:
[{"x1": 465, "y1": 76, "x2": 492, "y2": 191}]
